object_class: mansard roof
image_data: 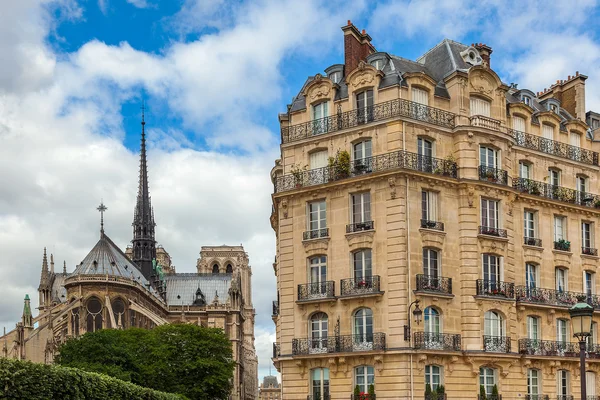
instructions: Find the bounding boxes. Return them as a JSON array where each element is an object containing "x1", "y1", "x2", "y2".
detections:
[{"x1": 164, "y1": 273, "x2": 232, "y2": 306}]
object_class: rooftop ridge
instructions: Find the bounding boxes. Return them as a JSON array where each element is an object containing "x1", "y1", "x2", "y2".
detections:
[{"x1": 416, "y1": 38, "x2": 469, "y2": 64}]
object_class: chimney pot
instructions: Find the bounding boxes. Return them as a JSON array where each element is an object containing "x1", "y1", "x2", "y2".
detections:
[
  {"x1": 576, "y1": 71, "x2": 580, "y2": 76},
  {"x1": 348, "y1": 20, "x2": 352, "y2": 25},
  {"x1": 362, "y1": 29, "x2": 366, "y2": 34}
]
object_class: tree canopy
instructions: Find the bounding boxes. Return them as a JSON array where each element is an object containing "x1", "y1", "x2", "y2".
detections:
[{"x1": 56, "y1": 324, "x2": 235, "y2": 400}]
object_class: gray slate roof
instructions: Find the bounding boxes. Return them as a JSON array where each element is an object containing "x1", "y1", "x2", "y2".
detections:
[
  {"x1": 164, "y1": 273, "x2": 232, "y2": 306},
  {"x1": 51, "y1": 273, "x2": 68, "y2": 303}
]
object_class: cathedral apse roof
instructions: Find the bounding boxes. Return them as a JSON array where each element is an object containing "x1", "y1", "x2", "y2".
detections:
[{"x1": 164, "y1": 273, "x2": 232, "y2": 306}]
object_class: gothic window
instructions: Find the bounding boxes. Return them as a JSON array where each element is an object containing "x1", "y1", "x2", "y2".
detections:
[
  {"x1": 226, "y1": 264, "x2": 233, "y2": 274},
  {"x1": 71, "y1": 308, "x2": 80, "y2": 336},
  {"x1": 212, "y1": 264, "x2": 219, "y2": 274},
  {"x1": 86, "y1": 297, "x2": 103, "y2": 333},
  {"x1": 111, "y1": 298, "x2": 126, "y2": 328}
]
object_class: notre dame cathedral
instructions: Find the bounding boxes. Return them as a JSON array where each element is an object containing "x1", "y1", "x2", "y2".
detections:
[{"x1": 0, "y1": 115, "x2": 258, "y2": 399}]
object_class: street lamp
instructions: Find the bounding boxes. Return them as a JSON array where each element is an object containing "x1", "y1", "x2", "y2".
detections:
[
  {"x1": 404, "y1": 300, "x2": 423, "y2": 341},
  {"x1": 569, "y1": 295, "x2": 594, "y2": 400}
]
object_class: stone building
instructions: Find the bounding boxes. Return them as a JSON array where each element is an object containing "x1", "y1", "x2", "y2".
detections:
[
  {"x1": 269, "y1": 20, "x2": 600, "y2": 399},
  {"x1": 258, "y1": 375, "x2": 281, "y2": 400},
  {"x1": 1, "y1": 115, "x2": 258, "y2": 400}
]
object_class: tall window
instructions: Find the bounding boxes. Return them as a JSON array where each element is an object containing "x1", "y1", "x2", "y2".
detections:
[
  {"x1": 354, "y1": 366, "x2": 375, "y2": 394},
  {"x1": 310, "y1": 368, "x2": 330, "y2": 399},
  {"x1": 542, "y1": 124, "x2": 554, "y2": 140},
  {"x1": 527, "y1": 369, "x2": 540, "y2": 396},
  {"x1": 554, "y1": 216, "x2": 566, "y2": 242},
  {"x1": 112, "y1": 298, "x2": 126, "y2": 328},
  {"x1": 422, "y1": 191, "x2": 438, "y2": 223},
  {"x1": 351, "y1": 192, "x2": 371, "y2": 224},
  {"x1": 482, "y1": 254, "x2": 501, "y2": 284},
  {"x1": 212, "y1": 264, "x2": 219, "y2": 273},
  {"x1": 527, "y1": 316, "x2": 539, "y2": 340},
  {"x1": 307, "y1": 200, "x2": 326, "y2": 235},
  {"x1": 353, "y1": 250, "x2": 372, "y2": 281},
  {"x1": 585, "y1": 271, "x2": 595, "y2": 296},
  {"x1": 524, "y1": 211, "x2": 536, "y2": 239},
  {"x1": 310, "y1": 313, "x2": 328, "y2": 352},
  {"x1": 570, "y1": 132, "x2": 582, "y2": 147},
  {"x1": 479, "y1": 367, "x2": 497, "y2": 396},
  {"x1": 417, "y1": 137, "x2": 434, "y2": 172},
  {"x1": 310, "y1": 150, "x2": 328, "y2": 169},
  {"x1": 312, "y1": 102, "x2": 328, "y2": 135},
  {"x1": 577, "y1": 176, "x2": 588, "y2": 193},
  {"x1": 481, "y1": 199, "x2": 499, "y2": 229},
  {"x1": 557, "y1": 319, "x2": 568, "y2": 343},
  {"x1": 425, "y1": 365, "x2": 441, "y2": 392},
  {"x1": 525, "y1": 263, "x2": 538, "y2": 289},
  {"x1": 556, "y1": 268, "x2": 568, "y2": 292},
  {"x1": 549, "y1": 169, "x2": 561, "y2": 186},
  {"x1": 582, "y1": 222, "x2": 593, "y2": 251},
  {"x1": 480, "y1": 146, "x2": 499, "y2": 168},
  {"x1": 588, "y1": 322, "x2": 598, "y2": 348},
  {"x1": 354, "y1": 308, "x2": 373, "y2": 342},
  {"x1": 484, "y1": 311, "x2": 504, "y2": 338},
  {"x1": 353, "y1": 140, "x2": 372, "y2": 161},
  {"x1": 557, "y1": 370, "x2": 570, "y2": 397},
  {"x1": 226, "y1": 264, "x2": 233, "y2": 274},
  {"x1": 412, "y1": 87, "x2": 429, "y2": 106},
  {"x1": 588, "y1": 372, "x2": 596, "y2": 397},
  {"x1": 86, "y1": 297, "x2": 103, "y2": 333},
  {"x1": 424, "y1": 307, "x2": 441, "y2": 334},
  {"x1": 423, "y1": 248, "x2": 439, "y2": 278},
  {"x1": 470, "y1": 97, "x2": 491, "y2": 117},
  {"x1": 71, "y1": 308, "x2": 80, "y2": 336},
  {"x1": 519, "y1": 161, "x2": 531, "y2": 179},
  {"x1": 513, "y1": 115, "x2": 526, "y2": 132},
  {"x1": 309, "y1": 256, "x2": 327, "y2": 288},
  {"x1": 356, "y1": 90, "x2": 374, "y2": 124}
]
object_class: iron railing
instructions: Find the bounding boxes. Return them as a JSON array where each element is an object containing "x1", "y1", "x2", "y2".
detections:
[
  {"x1": 272, "y1": 301, "x2": 279, "y2": 317},
  {"x1": 425, "y1": 395, "x2": 446, "y2": 400},
  {"x1": 346, "y1": 221, "x2": 374, "y2": 233},
  {"x1": 525, "y1": 396, "x2": 549, "y2": 400},
  {"x1": 476, "y1": 279, "x2": 515, "y2": 299},
  {"x1": 416, "y1": 274, "x2": 452, "y2": 295},
  {"x1": 519, "y1": 339, "x2": 600, "y2": 358},
  {"x1": 555, "y1": 396, "x2": 574, "y2": 400},
  {"x1": 515, "y1": 286, "x2": 600, "y2": 309},
  {"x1": 478, "y1": 396, "x2": 502, "y2": 400},
  {"x1": 297, "y1": 281, "x2": 335, "y2": 301},
  {"x1": 420, "y1": 219, "x2": 444, "y2": 231},
  {"x1": 281, "y1": 98, "x2": 456, "y2": 144},
  {"x1": 524, "y1": 237, "x2": 542, "y2": 247},
  {"x1": 413, "y1": 332, "x2": 461, "y2": 351},
  {"x1": 303, "y1": 228, "x2": 329, "y2": 240},
  {"x1": 351, "y1": 395, "x2": 376, "y2": 400},
  {"x1": 307, "y1": 396, "x2": 330, "y2": 400},
  {"x1": 483, "y1": 335, "x2": 511, "y2": 353},
  {"x1": 292, "y1": 333, "x2": 386, "y2": 355},
  {"x1": 479, "y1": 165, "x2": 509, "y2": 185},
  {"x1": 274, "y1": 150, "x2": 458, "y2": 193},
  {"x1": 340, "y1": 276, "x2": 381, "y2": 296},
  {"x1": 509, "y1": 128, "x2": 599, "y2": 166},
  {"x1": 583, "y1": 246, "x2": 598, "y2": 256},
  {"x1": 554, "y1": 240, "x2": 571, "y2": 252},
  {"x1": 470, "y1": 115, "x2": 501, "y2": 131},
  {"x1": 513, "y1": 177, "x2": 600, "y2": 208},
  {"x1": 272, "y1": 342, "x2": 280, "y2": 358},
  {"x1": 479, "y1": 226, "x2": 508, "y2": 238}
]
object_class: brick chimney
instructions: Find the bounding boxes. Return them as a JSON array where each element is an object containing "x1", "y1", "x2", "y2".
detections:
[
  {"x1": 538, "y1": 71, "x2": 588, "y2": 120},
  {"x1": 474, "y1": 43, "x2": 493, "y2": 68},
  {"x1": 341, "y1": 20, "x2": 376, "y2": 76}
]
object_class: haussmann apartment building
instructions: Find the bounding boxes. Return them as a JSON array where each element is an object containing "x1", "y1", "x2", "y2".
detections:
[{"x1": 269, "y1": 21, "x2": 600, "y2": 400}]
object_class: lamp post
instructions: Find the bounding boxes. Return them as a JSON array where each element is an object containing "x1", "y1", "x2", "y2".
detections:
[
  {"x1": 569, "y1": 295, "x2": 594, "y2": 400},
  {"x1": 404, "y1": 299, "x2": 423, "y2": 342}
]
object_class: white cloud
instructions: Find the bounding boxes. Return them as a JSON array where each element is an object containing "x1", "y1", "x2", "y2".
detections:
[{"x1": 126, "y1": 0, "x2": 152, "y2": 8}]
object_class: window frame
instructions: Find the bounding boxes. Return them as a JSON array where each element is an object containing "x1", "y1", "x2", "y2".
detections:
[{"x1": 354, "y1": 365, "x2": 375, "y2": 394}]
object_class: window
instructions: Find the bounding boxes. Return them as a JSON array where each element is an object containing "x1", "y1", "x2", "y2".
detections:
[
  {"x1": 524, "y1": 211, "x2": 536, "y2": 239},
  {"x1": 423, "y1": 248, "x2": 439, "y2": 278},
  {"x1": 212, "y1": 264, "x2": 219, "y2": 273},
  {"x1": 329, "y1": 72, "x2": 341, "y2": 84},
  {"x1": 310, "y1": 313, "x2": 328, "y2": 353},
  {"x1": 577, "y1": 176, "x2": 588, "y2": 203},
  {"x1": 421, "y1": 191, "x2": 438, "y2": 223},
  {"x1": 570, "y1": 132, "x2": 582, "y2": 147},
  {"x1": 226, "y1": 264, "x2": 233, "y2": 274},
  {"x1": 353, "y1": 249, "x2": 372, "y2": 281},
  {"x1": 112, "y1": 298, "x2": 126, "y2": 328},
  {"x1": 354, "y1": 308, "x2": 373, "y2": 343},
  {"x1": 484, "y1": 311, "x2": 504, "y2": 338},
  {"x1": 425, "y1": 365, "x2": 442, "y2": 392},
  {"x1": 513, "y1": 115, "x2": 526, "y2": 132},
  {"x1": 309, "y1": 256, "x2": 327, "y2": 296},
  {"x1": 310, "y1": 368, "x2": 330, "y2": 399},
  {"x1": 557, "y1": 319, "x2": 568, "y2": 343},
  {"x1": 526, "y1": 263, "x2": 538, "y2": 289},
  {"x1": 356, "y1": 90, "x2": 374, "y2": 124},
  {"x1": 86, "y1": 297, "x2": 103, "y2": 333},
  {"x1": 354, "y1": 366, "x2": 375, "y2": 394},
  {"x1": 556, "y1": 268, "x2": 568, "y2": 292},
  {"x1": 549, "y1": 169, "x2": 560, "y2": 186},
  {"x1": 353, "y1": 140, "x2": 372, "y2": 161},
  {"x1": 71, "y1": 308, "x2": 80, "y2": 336},
  {"x1": 587, "y1": 372, "x2": 596, "y2": 397},
  {"x1": 482, "y1": 254, "x2": 501, "y2": 284},
  {"x1": 557, "y1": 370, "x2": 570, "y2": 397},
  {"x1": 424, "y1": 307, "x2": 441, "y2": 334},
  {"x1": 470, "y1": 97, "x2": 491, "y2": 117},
  {"x1": 554, "y1": 216, "x2": 566, "y2": 242},
  {"x1": 479, "y1": 367, "x2": 497, "y2": 396},
  {"x1": 312, "y1": 102, "x2": 329, "y2": 135},
  {"x1": 522, "y1": 96, "x2": 531, "y2": 106},
  {"x1": 587, "y1": 322, "x2": 598, "y2": 348},
  {"x1": 527, "y1": 316, "x2": 539, "y2": 340},
  {"x1": 307, "y1": 200, "x2": 326, "y2": 234},
  {"x1": 310, "y1": 150, "x2": 328, "y2": 169},
  {"x1": 481, "y1": 198, "x2": 499, "y2": 229},
  {"x1": 313, "y1": 102, "x2": 328, "y2": 120},
  {"x1": 527, "y1": 369, "x2": 540, "y2": 396},
  {"x1": 418, "y1": 137, "x2": 434, "y2": 157},
  {"x1": 582, "y1": 222, "x2": 593, "y2": 251},
  {"x1": 550, "y1": 104, "x2": 558, "y2": 113},
  {"x1": 351, "y1": 192, "x2": 371, "y2": 224},
  {"x1": 412, "y1": 87, "x2": 429, "y2": 106},
  {"x1": 519, "y1": 162, "x2": 531, "y2": 179},
  {"x1": 480, "y1": 146, "x2": 499, "y2": 168},
  {"x1": 585, "y1": 271, "x2": 595, "y2": 296},
  {"x1": 371, "y1": 59, "x2": 384, "y2": 70},
  {"x1": 542, "y1": 124, "x2": 554, "y2": 140}
]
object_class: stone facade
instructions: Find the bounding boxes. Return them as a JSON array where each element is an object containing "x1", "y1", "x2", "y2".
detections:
[
  {"x1": 258, "y1": 375, "x2": 281, "y2": 400},
  {"x1": 270, "y1": 22, "x2": 600, "y2": 400}
]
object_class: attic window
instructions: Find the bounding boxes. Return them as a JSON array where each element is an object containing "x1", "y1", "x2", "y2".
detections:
[
  {"x1": 522, "y1": 96, "x2": 531, "y2": 106},
  {"x1": 371, "y1": 59, "x2": 384, "y2": 70},
  {"x1": 329, "y1": 71, "x2": 341, "y2": 84},
  {"x1": 469, "y1": 51, "x2": 476, "y2": 61},
  {"x1": 550, "y1": 104, "x2": 558, "y2": 113}
]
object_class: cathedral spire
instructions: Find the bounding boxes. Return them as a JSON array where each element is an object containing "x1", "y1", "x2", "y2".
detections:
[
  {"x1": 22, "y1": 295, "x2": 32, "y2": 329},
  {"x1": 132, "y1": 101, "x2": 157, "y2": 281},
  {"x1": 40, "y1": 248, "x2": 48, "y2": 283}
]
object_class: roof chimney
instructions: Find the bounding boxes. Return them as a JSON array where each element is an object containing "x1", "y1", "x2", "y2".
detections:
[
  {"x1": 474, "y1": 43, "x2": 493, "y2": 69},
  {"x1": 341, "y1": 22, "x2": 376, "y2": 76}
]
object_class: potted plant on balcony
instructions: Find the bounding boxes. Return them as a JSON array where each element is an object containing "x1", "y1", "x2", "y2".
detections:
[
  {"x1": 491, "y1": 384, "x2": 499, "y2": 400},
  {"x1": 436, "y1": 385, "x2": 445, "y2": 400},
  {"x1": 556, "y1": 239, "x2": 571, "y2": 251},
  {"x1": 442, "y1": 154, "x2": 456, "y2": 176},
  {"x1": 479, "y1": 385, "x2": 487, "y2": 400},
  {"x1": 290, "y1": 163, "x2": 307, "y2": 188},
  {"x1": 594, "y1": 199, "x2": 600, "y2": 208},
  {"x1": 368, "y1": 384, "x2": 375, "y2": 400},
  {"x1": 328, "y1": 149, "x2": 351, "y2": 180},
  {"x1": 530, "y1": 185, "x2": 541, "y2": 195},
  {"x1": 485, "y1": 169, "x2": 496, "y2": 182}
]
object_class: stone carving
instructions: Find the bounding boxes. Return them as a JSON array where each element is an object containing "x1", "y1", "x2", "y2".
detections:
[
  {"x1": 470, "y1": 72, "x2": 494, "y2": 96},
  {"x1": 352, "y1": 71, "x2": 375, "y2": 88},
  {"x1": 281, "y1": 199, "x2": 288, "y2": 218},
  {"x1": 388, "y1": 177, "x2": 397, "y2": 199},
  {"x1": 309, "y1": 84, "x2": 331, "y2": 101}
]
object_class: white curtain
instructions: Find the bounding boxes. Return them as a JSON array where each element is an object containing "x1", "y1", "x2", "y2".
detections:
[
  {"x1": 542, "y1": 124, "x2": 554, "y2": 140},
  {"x1": 570, "y1": 132, "x2": 581, "y2": 147},
  {"x1": 412, "y1": 87, "x2": 429, "y2": 106},
  {"x1": 310, "y1": 150, "x2": 328, "y2": 169},
  {"x1": 470, "y1": 97, "x2": 491, "y2": 117},
  {"x1": 513, "y1": 116, "x2": 526, "y2": 132}
]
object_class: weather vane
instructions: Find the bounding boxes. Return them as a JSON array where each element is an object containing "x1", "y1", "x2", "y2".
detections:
[{"x1": 97, "y1": 200, "x2": 107, "y2": 234}]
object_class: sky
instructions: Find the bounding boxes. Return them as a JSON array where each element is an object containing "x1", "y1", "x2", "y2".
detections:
[{"x1": 1, "y1": 0, "x2": 600, "y2": 387}]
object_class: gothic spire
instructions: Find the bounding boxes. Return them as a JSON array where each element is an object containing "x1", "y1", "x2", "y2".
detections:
[{"x1": 39, "y1": 248, "x2": 48, "y2": 284}]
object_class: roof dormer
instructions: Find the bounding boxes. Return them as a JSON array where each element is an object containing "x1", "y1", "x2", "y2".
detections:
[
  {"x1": 366, "y1": 52, "x2": 390, "y2": 71},
  {"x1": 459, "y1": 46, "x2": 483, "y2": 66}
]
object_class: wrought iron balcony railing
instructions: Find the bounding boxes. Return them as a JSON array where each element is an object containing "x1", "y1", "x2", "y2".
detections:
[
  {"x1": 292, "y1": 333, "x2": 386, "y2": 355},
  {"x1": 509, "y1": 128, "x2": 599, "y2": 166},
  {"x1": 272, "y1": 300, "x2": 279, "y2": 317},
  {"x1": 524, "y1": 237, "x2": 542, "y2": 247},
  {"x1": 476, "y1": 279, "x2": 515, "y2": 299},
  {"x1": 525, "y1": 396, "x2": 549, "y2": 400},
  {"x1": 425, "y1": 395, "x2": 447, "y2": 400},
  {"x1": 297, "y1": 281, "x2": 335, "y2": 301},
  {"x1": 272, "y1": 342, "x2": 280, "y2": 358},
  {"x1": 413, "y1": 332, "x2": 461, "y2": 351},
  {"x1": 555, "y1": 396, "x2": 574, "y2": 400},
  {"x1": 554, "y1": 240, "x2": 571, "y2": 252},
  {"x1": 303, "y1": 228, "x2": 329, "y2": 240},
  {"x1": 479, "y1": 165, "x2": 509, "y2": 185},
  {"x1": 515, "y1": 285, "x2": 600, "y2": 309},
  {"x1": 470, "y1": 115, "x2": 501, "y2": 131},
  {"x1": 274, "y1": 150, "x2": 458, "y2": 193},
  {"x1": 281, "y1": 98, "x2": 456, "y2": 144},
  {"x1": 513, "y1": 177, "x2": 600, "y2": 208},
  {"x1": 478, "y1": 395, "x2": 502, "y2": 400},
  {"x1": 346, "y1": 221, "x2": 374, "y2": 233},
  {"x1": 416, "y1": 274, "x2": 452, "y2": 295},
  {"x1": 420, "y1": 219, "x2": 444, "y2": 231},
  {"x1": 583, "y1": 246, "x2": 598, "y2": 256},
  {"x1": 483, "y1": 335, "x2": 511, "y2": 353},
  {"x1": 351, "y1": 395, "x2": 376, "y2": 400},
  {"x1": 340, "y1": 276, "x2": 381, "y2": 297},
  {"x1": 307, "y1": 395, "x2": 330, "y2": 400},
  {"x1": 479, "y1": 225, "x2": 508, "y2": 238},
  {"x1": 519, "y1": 338, "x2": 600, "y2": 359}
]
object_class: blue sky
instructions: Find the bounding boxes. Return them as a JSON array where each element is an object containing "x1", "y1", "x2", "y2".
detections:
[{"x1": 2, "y1": 0, "x2": 600, "y2": 386}]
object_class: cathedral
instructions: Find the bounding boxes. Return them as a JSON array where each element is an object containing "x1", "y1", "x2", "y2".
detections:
[{"x1": 0, "y1": 114, "x2": 258, "y2": 400}]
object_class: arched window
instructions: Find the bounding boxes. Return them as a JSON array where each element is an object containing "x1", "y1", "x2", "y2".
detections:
[
  {"x1": 212, "y1": 264, "x2": 219, "y2": 274},
  {"x1": 354, "y1": 365, "x2": 375, "y2": 394},
  {"x1": 310, "y1": 368, "x2": 330, "y2": 399},
  {"x1": 424, "y1": 307, "x2": 441, "y2": 334},
  {"x1": 226, "y1": 264, "x2": 233, "y2": 274},
  {"x1": 557, "y1": 370, "x2": 570, "y2": 397},
  {"x1": 86, "y1": 297, "x2": 103, "y2": 333},
  {"x1": 310, "y1": 312, "x2": 328, "y2": 353},
  {"x1": 425, "y1": 365, "x2": 442, "y2": 391},
  {"x1": 111, "y1": 298, "x2": 126, "y2": 328},
  {"x1": 480, "y1": 367, "x2": 497, "y2": 396},
  {"x1": 484, "y1": 311, "x2": 506, "y2": 352},
  {"x1": 412, "y1": 87, "x2": 429, "y2": 106},
  {"x1": 354, "y1": 308, "x2": 373, "y2": 347},
  {"x1": 71, "y1": 308, "x2": 80, "y2": 336},
  {"x1": 470, "y1": 97, "x2": 491, "y2": 117},
  {"x1": 527, "y1": 369, "x2": 540, "y2": 396}
]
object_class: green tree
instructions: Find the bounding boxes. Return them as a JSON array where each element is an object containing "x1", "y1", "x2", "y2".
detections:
[{"x1": 57, "y1": 324, "x2": 235, "y2": 400}]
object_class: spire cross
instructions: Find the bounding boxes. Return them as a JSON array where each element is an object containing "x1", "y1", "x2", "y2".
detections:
[
  {"x1": 141, "y1": 100, "x2": 146, "y2": 126},
  {"x1": 97, "y1": 201, "x2": 107, "y2": 233}
]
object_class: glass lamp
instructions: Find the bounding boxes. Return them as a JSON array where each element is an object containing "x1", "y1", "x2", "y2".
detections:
[
  {"x1": 569, "y1": 296, "x2": 594, "y2": 340},
  {"x1": 413, "y1": 302, "x2": 423, "y2": 325}
]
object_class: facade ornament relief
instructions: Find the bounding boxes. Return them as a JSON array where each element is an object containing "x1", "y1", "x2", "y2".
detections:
[
  {"x1": 374, "y1": 355, "x2": 384, "y2": 372},
  {"x1": 467, "y1": 185, "x2": 475, "y2": 207},
  {"x1": 470, "y1": 72, "x2": 494, "y2": 96},
  {"x1": 388, "y1": 177, "x2": 397, "y2": 199},
  {"x1": 309, "y1": 84, "x2": 331, "y2": 101},
  {"x1": 281, "y1": 199, "x2": 288, "y2": 218},
  {"x1": 351, "y1": 72, "x2": 375, "y2": 88}
]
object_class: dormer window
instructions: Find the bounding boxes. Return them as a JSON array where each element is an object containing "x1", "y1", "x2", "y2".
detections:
[
  {"x1": 522, "y1": 96, "x2": 531, "y2": 106},
  {"x1": 371, "y1": 59, "x2": 384, "y2": 70},
  {"x1": 550, "y1": 104, "x2": 558, "y2": 113},
  {"x1": 329, "y1": 72, "x2": 341, "y2": 84}
]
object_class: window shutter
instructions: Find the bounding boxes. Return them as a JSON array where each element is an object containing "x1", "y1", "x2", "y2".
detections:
[
  {"x1": 429, "y1": 192, "x2": 438, "y2": 222},
  {"x1": 412, "y1": 87, "x2": 429, "y2": 106},
  {"x1": 310, "y1": 150, "x2": 328, "y2": 169},
  {"x1": 470, "y1": 97, "x2": 491, "y2": 117},
  {"x1": 542, "y1": 124, "x2": 554, "y2": 140},
  {"x1": 512, "y1": 116, "x2": 526, "y2": 132}
]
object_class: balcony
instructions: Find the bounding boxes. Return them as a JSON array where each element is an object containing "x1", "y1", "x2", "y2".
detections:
[
  {"x1": 525, "y1": 396, "x2": 549, "y2": 400},
  {"x1": 478, "y1": 396, "x2": 501, "y2": 400},
  {"x1": 470, "y1": 115, "x2": 501, "y2": 131},
  {"x1": 307, "y1": 396, "x2": 330, "y2": 400},
  {"x1": 479, "y1": 226, "x2": 508, "y2": 238},
  {"x1": 515, "y1": 286, "x2": 600, "y2": 309},
  {"x1": 303, "y1": 228, "x2": 329, "y2": 240},
  {"x1": 524, "y1": 237, "x2": 542, "y2": 247},
  {"x1": 272, "y1": 300, "x2": 279, "y2": 317},
  {"x1": 340, "y1": 276, "x2": 382, "y2": 297},
  {"x1": 351, "y1": 395, "x2": 376, "y2": 400},
  {"x1": 425, "y1": 395, "x2": 447, "y2": 400},
  {"x1": 583, "y1": 246, "x2": 598, "y2": 256},
  {"x1": 274, "y1": 150, "x2": 458, "y2": 193},
  {"x1": 476, "y1": 279, "x2": 515, "y2": 299},
  {"x1": 272, "y1": 342, "x2": 280, "y2": 358},
  {"x1": 483, "y1": 335, "x2": 511, "y2": 353},
  {"x1": 281, "y1": 98, "x2": 456, "y2": 144},
  {"x1": 555, "y1": 396, "x2": 573, "y2": 400},
  {"x1": 413, "y1": 332, "x2": 461, "y2": 351},
  {"x1": 554, "y1": 240, "x2": 571, "y2": 252},
  {"x1": 513, "y1": 177, "x2": 600, "y2": 209},
  {"x1": 292, "y1": 333, "x2": 386, "y2": 355},
  {"x1": 297, "y1": 281, "x2": 335, "y2": 302},
  {"x1": 479, "y1": 165, "x2": 509, "y2": 185},
  {"x1": 346, "y1": 221, "x2": 374, "y2": 233},
  {"x1": 509, "y1": 128, "x2": 599, "y2": 166},
  {"x1": 415, "y1": 274, "x2": 452, "y2": 295},
  {"x1": 519, "y1": 339, "x2": 600, "y2": 359},
  {"x1": 420, "y1": 219, "x2": 444, "y2": 231}
]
